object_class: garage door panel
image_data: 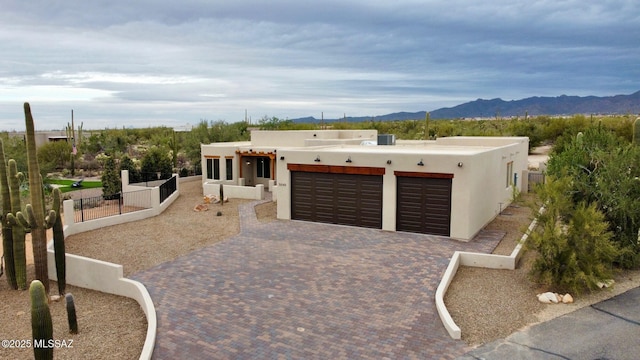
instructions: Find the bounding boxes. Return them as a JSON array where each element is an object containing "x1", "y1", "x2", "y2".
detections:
[
  {"x1": 396, "y1": 175, "x2": 452, "y2": 236},
  {"x1": 291, "y1": 171, "x2": 382, "y2": 229}
]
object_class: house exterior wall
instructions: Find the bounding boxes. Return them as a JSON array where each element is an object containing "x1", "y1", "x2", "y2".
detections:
[
  {"x1": 250, "y1": 130, "x2": 377, "y2": 147},
  {"x1": 201, "y1": 142, "x2": 248, "y2": 185},
  {"x1": 276, "y1": 136, "x2": 528, "y2": 240},
  {"x1": 202, "y1": 132, "x2": 528, "y2": 241}
]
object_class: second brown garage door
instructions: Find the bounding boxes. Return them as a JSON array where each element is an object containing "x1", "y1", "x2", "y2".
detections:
[
  {"x1": 291, "y1": 170, "x2": 383, "y2": 229},
  {"x1": 396, "y1": 173, "x2": 453, "y2": 236}
]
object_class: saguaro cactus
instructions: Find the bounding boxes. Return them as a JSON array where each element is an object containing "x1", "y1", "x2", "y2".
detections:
[
  {"x1": 219, "y1": 183, "x2": 224, "y2": 206},
  {"x1": 7, "y1": 159, "x2": 27, "y2": 290},
  {"x1": 65, "y1": 293, "x2": 78, "y2": 334},
  {"x1": 0, "y1": 139, "x2": 17, "y2": 289},
  {"x1": 20, "y1": 103, "x2": 54, "y2": 293},
  {"x1": 30, "y1": 280, "x2": 54, "y2": 360},
  {"x1": 51, "y1": 188, "x2": 66, "y2": 295}
]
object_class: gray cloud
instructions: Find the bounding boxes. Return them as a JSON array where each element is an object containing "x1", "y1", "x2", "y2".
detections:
[{"x1": 0, "y1": 0, "x2": 638, "y2": 130}]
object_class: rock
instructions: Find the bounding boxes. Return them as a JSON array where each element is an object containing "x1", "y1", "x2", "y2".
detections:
[
  {"x1": 537, "y1": 292, "x2": 558, "y2": 304},
  {"x1": 50, "y1": 295, "x2": 61, "y2": 302},
  {"x1": 555, "y1": 293, "x2": 563, "y2": 302},
  {"x1": 597, "y1": 279, "x2": 615, "y2": 288},
  {"x1": 562, "y1": 293, "x2": 574, "y2": 304},
  {"x1": 16, "y1": 311, "x2": 25, "y2": 316},
  {"x1": 193, "y1": 204, "x2": 208, "y2": 212}
]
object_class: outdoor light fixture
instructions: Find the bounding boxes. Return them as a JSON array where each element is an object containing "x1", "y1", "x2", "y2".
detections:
[
  {"x1": 280, "y1": 156, "x2": 285, "y2": 160},
  {"x1": 246, "y1": 161, "x2": 251, "y2": 165},
  {"x1": 314, "y1": 156, "x2": 321, "y2": 162},
  {"x1": 417, "y1": 159, "x2": 424, "y2": 166},
  {"x1": 386, "y1": 160, "x2": 392, "y2": 165},
  {"x1": 458, "y1": 162, "x2": 464, "y2": 167},
  {"x1": 345, "y1": 156, "x2": 352, "y2": 163}
]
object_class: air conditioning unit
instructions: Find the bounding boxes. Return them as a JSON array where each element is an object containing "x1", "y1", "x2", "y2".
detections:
[{"x1": 377, "y1": 134, "x2": 396, "y2": 145}]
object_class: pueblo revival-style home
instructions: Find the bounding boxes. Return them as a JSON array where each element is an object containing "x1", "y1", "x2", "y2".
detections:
[{"x1": 201, "y1": 130, "x2": 528, "y2": 241}]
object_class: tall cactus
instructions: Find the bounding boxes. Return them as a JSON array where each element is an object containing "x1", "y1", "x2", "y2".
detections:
[
  {"x1": 7, "y1": 159, "x2": 27, "y2": 290},
  {"x1": 0, "y1": 139, "x2": 17, "y2": 289},
  {"x1": 20, "y1": 103, "x2": 54, "y2": 293},
  {"x1": 65, "y1": 293, "x2": 78, "y2": 334},
  {"x1": 51, "y1": 188, "x2": 66, "y2": 295},
  {"x1": 30, "y1": 280, "x2": 54, "y2": 360},
  {"x1": 633, "y1": 117, "x2": 640, "y2": 145}
]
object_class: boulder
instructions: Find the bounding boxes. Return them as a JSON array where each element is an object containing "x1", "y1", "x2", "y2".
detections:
[
  {"x1": 562, "y1": 293, "x2": 574, "y2": 304},
  {"x1": 537, "y1": 292, "x2": 559, "y2": 304}
]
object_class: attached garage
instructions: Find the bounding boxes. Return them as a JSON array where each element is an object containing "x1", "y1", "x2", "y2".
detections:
[
  {"x1": 289, "y1": 164, "x2": 384, "y2": 229},
  {"x1": 396, "y1": 172, "x2": 453, "y2": 236}
]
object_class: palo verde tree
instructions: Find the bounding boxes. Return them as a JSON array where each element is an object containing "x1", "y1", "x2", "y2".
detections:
[
  {"x1": 527, "y1": 176, "x2": 620, "y2": 294},
  {"x1": 546, "y1": 126, "x2": 640, "y2": 267}
]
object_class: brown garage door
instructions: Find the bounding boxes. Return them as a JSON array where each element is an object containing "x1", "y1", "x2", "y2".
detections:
[
  {"x1": 396, "y1": 173, "x2": 452, "y2": 236},
  {"x1": 291, "y1": 168, "x2": 383, "y2": 229}
]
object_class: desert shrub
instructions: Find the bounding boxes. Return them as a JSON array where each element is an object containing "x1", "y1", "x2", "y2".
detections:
[
  {"x1": 101, "y1": 156, "x2": 120, "y2": 199},
  {"x1": 527, "y1": 177, "x2": 620, "y2": 294},
  {"x1": 546, "y1": 126, "x2": 640, "y2": 266}
]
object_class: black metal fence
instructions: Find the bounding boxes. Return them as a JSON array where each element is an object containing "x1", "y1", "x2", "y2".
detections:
[
  {"x1": 159, "y1": 175, "x2": 177, "y2": 204},
  {"x1": 73, "y1": 189, "x2": 152, "y2": 223}
]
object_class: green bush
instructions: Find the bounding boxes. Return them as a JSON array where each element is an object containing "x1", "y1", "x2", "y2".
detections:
[{"x1": 527, "y1": 177, "x2": 620, "y2": 294}]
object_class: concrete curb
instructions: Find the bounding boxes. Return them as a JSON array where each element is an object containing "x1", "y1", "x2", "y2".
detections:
[{"x1": 435, "y1": 207, "x2": 542, "y2": 339}]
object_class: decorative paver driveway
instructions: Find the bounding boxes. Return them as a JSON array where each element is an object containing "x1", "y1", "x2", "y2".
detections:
[{"x1": 131, "y1": 199, "x2": 504, "y2": 359}]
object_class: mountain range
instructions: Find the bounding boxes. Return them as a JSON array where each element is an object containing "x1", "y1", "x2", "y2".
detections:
[{"x1": 293, "y1": 90, "x2": 640, "y2": 123}]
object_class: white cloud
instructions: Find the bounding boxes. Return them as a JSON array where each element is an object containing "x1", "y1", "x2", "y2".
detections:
[{"x1": 0, "y1": 0, "x2": 638, "y2": 130}]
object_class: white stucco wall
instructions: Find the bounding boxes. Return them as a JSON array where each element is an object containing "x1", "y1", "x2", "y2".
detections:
[
  {"x1": 275, "y1": 137, "x2": 528, "y2": 240},
  {"x1": 201, "y1": 143, "x2": 246, "y2": 184},
  {"x1": 250, "y1": 130, "x2": 377, "y2": 147},
  {"x1": 202, "y1": 132, "x2": 528, "y2": 241}
]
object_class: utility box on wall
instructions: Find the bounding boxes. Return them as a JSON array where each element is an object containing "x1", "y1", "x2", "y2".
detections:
[{"x1": 378, "y1": 134, "x2": 396, "y2": 145}]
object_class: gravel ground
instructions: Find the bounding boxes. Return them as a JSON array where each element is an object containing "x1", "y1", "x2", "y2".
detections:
[
  {"x1": 3, "y1": 180, "x2": 638, "y2": 358},
  {"x1": 445, "y1": 194, "x2": 640, "y2": 346}
]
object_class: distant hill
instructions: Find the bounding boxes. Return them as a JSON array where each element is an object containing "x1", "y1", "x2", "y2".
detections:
[{"x1": 292, "y1": 90, "x2": 640, "y2": 123}]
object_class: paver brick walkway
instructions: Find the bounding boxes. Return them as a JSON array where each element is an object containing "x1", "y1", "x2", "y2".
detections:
[{"x1": 131, "y1": 198, "x2": 504, "y2": 359}]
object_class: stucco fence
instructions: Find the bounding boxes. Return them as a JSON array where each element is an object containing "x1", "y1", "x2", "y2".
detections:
[
  {"x1": 46, "y1": 173, "x2": 201, "y2": 360},
  {"x1": 435, "y1": 208, "x2": 542, "y2": 339},
  {"x1": 202, "y1": 179, "x2": 277, "y2": 201}
]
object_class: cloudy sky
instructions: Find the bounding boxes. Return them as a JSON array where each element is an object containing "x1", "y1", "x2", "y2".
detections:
[{"x1": 1, "y1": 1, "x2": 638, "y2": 131}]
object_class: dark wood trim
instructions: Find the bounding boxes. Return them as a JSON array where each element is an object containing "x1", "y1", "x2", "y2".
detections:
[
  {"x1": 288, "y1": 163, "x2": 385, "y2": 176},
  {"x1": 394, "y1": 171, "x2": 454, "y2": 179},
  {"x1": 204, "y1": 155, "x2": 220, "y2": 159}
]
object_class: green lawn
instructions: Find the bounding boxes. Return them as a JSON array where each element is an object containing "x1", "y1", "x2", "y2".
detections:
[{"x1": 47, "y1": 179, "x2": 103, "y2": 193}]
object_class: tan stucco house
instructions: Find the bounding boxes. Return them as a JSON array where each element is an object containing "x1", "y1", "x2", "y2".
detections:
[{"x1": 201, "y1": 130, "x2": 528, "y2": 241}]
